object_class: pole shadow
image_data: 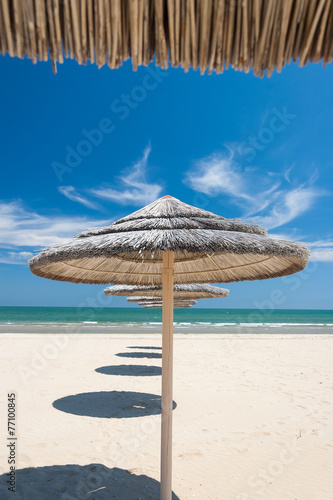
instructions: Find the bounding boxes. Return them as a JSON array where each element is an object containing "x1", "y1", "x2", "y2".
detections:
[
  {"x1": 96, "y1": 364, "x2": 162, "y2": 376},
  {"x1": 127, "y1": 346, "x2": 162, "y2": 350},
  {"x1": 53, "y1": 391, "x2": 176, "y2": 418},
  {"x1": 0, "y1": 463, "x2": 180, "y2": 499},
  {"x1": 116, "y1": 352, "x2": 162, "y2": 359}
]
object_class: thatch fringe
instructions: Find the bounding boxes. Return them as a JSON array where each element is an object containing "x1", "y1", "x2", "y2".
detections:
[
  {"x1": 143, "y1": 303, "x2": 192, "y2": 308},
  {"x1": 104, "y1": 283, "x2": 230, "y2": 298},
  {"x1": 29, "y1": 228, "x2": 310, "y2": 267},
  {"x1": 1, "y1": 1, "x2": 332, "y2": 76},
  {"x1": 127, "y1": 296, "x2": 197, "y2": 305},
  {"x1": 78, "y1": 217, "x2": 267, "y2": 237}
]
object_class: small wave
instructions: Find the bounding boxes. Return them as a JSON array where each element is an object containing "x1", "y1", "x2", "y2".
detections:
[
  {"x1": 266, "y1": 324, "x2": 321, "y2": 328},
  {"x1": 236, "y1": 323, "x2": 271, "y2": 328},
  {"x1": 212, "y1": 322, "x2": 237, "y2": 327},
  {"x1": 237, "y1": 322, "x2": 329, "y2": 328}
]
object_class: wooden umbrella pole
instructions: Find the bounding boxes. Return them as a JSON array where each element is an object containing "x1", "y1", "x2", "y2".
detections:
[{"x1": 161, "y1": 250, "x2": 174, "y2": 500}]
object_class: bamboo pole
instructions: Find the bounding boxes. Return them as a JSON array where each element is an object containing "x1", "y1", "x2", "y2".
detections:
[{"x1": 161, "y1": 250, "x2": 174, "y2": 500}]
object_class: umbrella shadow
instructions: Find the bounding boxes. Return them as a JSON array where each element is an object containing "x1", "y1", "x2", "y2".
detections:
[
  {"x1": 127, "y1": 346, "x2": 162, "y2": 350},
  {"x1": 116, "y1": 352, "x2": 162, "y2": 359},
  {"x1": 53, "y1": 391, "x2": 176, "y2": 418},
  {"x1": 96, "y1": 364, "x2": 162, "y2": 376},
  {"x1": 0, "y1": 463, "x2": 180, "y2": 499}
]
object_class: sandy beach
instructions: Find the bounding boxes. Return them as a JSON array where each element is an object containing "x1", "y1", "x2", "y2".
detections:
[{"x1": 0, "y1": 332, "x2": 332, "y2": 499}]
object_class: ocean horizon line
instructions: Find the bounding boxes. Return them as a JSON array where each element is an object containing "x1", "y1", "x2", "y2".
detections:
[
  {"x1": 1, "y1": 306, "x2": 332, "y2": 330},
  {"x1": 0, "y1": 306, "x2": 332, "y2": 312}
]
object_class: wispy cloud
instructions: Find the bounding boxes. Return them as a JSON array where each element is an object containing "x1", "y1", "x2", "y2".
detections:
[
  {"x1": 91, "y1": 145, "x2": 163, "y2": 205},
  {"x1": 307, "y1": 239, "x2": 333, "y2": 262},
  {"x1": 253, "y1": 186, "x2": 322, "y2": 229},
  {"x1": 1, "y1": 146, "x2": 162, "y2": 265},
  {"x1": 184, "y1": 151, "x2": 282, "y2": 215},
  {"x1": 185, "y1": 154, "x2": 252, "y2": 201},
  {"x1": 184, "y1": 151, "x2": 325, "y2": 229},
  {"x1": 0, "y1": 201, "x2": 110, "y2": 265},
  {"x1": 58, "y1": 186, "x2": 100, "y2": 210},
  {"x1": 310, "y1": 249, "x2": 333, "y2": 262},
  {"x1": 57, "y1": 146, "x2": 163, "y2": 209},
  {"x1": 0, "y1": 251, "x2": 34, "y2": 266}
]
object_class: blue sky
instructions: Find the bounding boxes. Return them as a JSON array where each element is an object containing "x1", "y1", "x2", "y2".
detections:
[{"x1": 0, "y1": 55, "x2": 332, "y2": 308}]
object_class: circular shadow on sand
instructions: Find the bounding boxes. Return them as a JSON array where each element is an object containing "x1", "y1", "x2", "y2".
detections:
[
  {"x1": 127, "y1": 345, "x2": 162, "y2": 350},
  {"x1": 117, "y1": 352, "x2": 162, "y2": 359},
  {"x1": 53, "y1": 391, "x2": 176, "y2": 418},
  {"x1": 96, "y1": 364, "x2": 162, "y2": 376},
  {"x1": 0, "y1": 463, "x2": 180, "y2": 499}
]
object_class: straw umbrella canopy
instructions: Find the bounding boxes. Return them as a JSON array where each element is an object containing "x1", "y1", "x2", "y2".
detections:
[
  {"x1": 29, "y1": 195, "x2": 310, "y2": 500},
  {"x1": 143, "y1": 303, "x2": 193, "y2": 309},
  {"x1": 105, "y1": 283, "x2": 230, "y2": 299},
  {"x1": 105, "y1": 283, "x2": 228, "y2": 312},
  {"x1": 28, "y1": 195, "x2": 309, "y2": 285},
  {"x1": 127, "y1": 297, "x2": 197, "y2": 306},
  {"x1": 2, "y1": 1, "x2": 332, "y2": 77},
  {"x1": 136, "y1": 301, "x2": 195, "y2": 308}
]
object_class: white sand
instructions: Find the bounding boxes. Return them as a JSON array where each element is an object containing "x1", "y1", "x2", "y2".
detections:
[{"x1": 0, "y1": 333, "x2": 332, "y2": 499}]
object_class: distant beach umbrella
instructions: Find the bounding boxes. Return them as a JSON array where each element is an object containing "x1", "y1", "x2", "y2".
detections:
[
  {"x1": 134, "y1": 297, "x2": 197, "y2": 308},
  {"x1": 143, "y1": 303, "x2": 192, "y2": 309},
  {"x1": 105, "y1": 283, "x2": 228, "y2": 314},
  {"x1": 105, "y1": 283, "x2": 229, "y2": 299},
  {"x1": 127, "y1": 297, "x2": 197, "y2": 306},
  {"x1": 29, "y1": 195, "x2": 310, "y2": 500}
]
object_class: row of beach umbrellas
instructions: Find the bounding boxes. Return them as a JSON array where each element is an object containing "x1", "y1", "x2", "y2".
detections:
[
  {"x1": 104, "y1": 283, "x2": 230, "y2": 309},
  {"x1": 29, "y1": 195, "x2": 310, "y2": 500}
]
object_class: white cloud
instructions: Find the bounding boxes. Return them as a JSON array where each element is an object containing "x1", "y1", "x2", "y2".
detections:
[
  {"x1": 0, "y1": 251, "x2": 34, "y2": 265},
  {"x1": 310, "y1": 249, "x2": 333, "y2": 262},
  {"x1": 184, "y1": 151, "x2": 325, "y2": 229},
  {"x1": 253, "y1": 186, "x2": 323, "y2": 229},
  {"x1": 91, "y1": 145, "x2": 163, "y2": 205},
  {"x1": 184, "y1": 152, "x2": 282, "y2": 215},
  {"x1": 306, "y1": 239, "x2": 333, "y2": 262},
  {"x1": 307, "y1": 239, "x2": 333, "y2": 248},
  {"x1": 0, "y1": 201, "x2": 110, "y2": 249},
  {"x1": 57, "y1": 145, "x2": 163, "y2": 209},
  {"x1": 58, "y1": 186, "x2": 99, "y2": 210},
  {"x1": 0, "y1": 145, "x2": 162, "y2": 266},
  {"x1": 186, "y1": 154, "x2": 246, "y2": 197}
]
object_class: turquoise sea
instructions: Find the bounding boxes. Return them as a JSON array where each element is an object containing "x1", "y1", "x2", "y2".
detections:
[{"x1": 0, "y1": 307, "x2": 332, "y2": 333}]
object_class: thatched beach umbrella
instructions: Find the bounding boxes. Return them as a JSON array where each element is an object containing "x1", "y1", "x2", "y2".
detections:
[
  {"x1": 29, "y1": 195, "x2": 310, "y2": 500},
  {"x1": 127, "y1": 295, "x2": 196, "y2": 308},
  {"x1": 1, "y1": 1, "x2": 332, "y2": 77},
  {"x1": 105, "y1": 283, "x2": 230, "y2": 300},
  {"x1": 127, "y1": 297, "x2": 197, "y2": 306},
  {"x1": 137, "y1": 301, "x2": 195, "y2": 308},
  {"x1": 143, "y1": 303, "x2": 192, "y2": 309}
]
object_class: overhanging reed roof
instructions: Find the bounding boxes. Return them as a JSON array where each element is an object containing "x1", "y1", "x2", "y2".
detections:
[
  {"x1": 104, "y1": 283, "x2": 229, "y2": 299},
  {"x1": 1, "y1": 1, "x2": 332, "y2": 77},
  {"x1": 29, "y1": 195, "x2": 310, "y2": 286}
]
